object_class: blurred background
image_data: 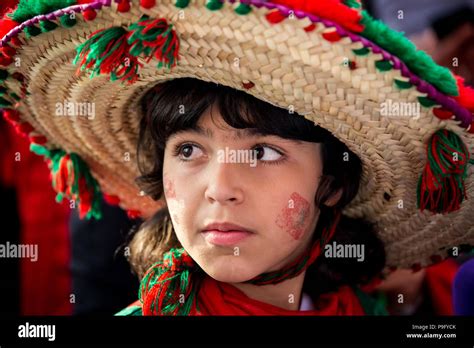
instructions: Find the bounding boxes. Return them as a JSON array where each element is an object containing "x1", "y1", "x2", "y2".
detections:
[{"x1": 0, "y1": 0, "x2": 472, "y2": 315}]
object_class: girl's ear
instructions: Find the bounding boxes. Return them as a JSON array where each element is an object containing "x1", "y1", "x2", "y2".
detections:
[{"x1": 324, "y1": 188, "x2": 343, "y2": 207}]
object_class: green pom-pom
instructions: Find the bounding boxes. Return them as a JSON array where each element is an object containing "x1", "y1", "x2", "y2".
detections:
[
  {"x1": 10, "y1": 92, "x2": 20, "y2": 101},
  {"x1": 24, "y1": 25, "x2": 42, "y2": 38},
  {"x1": 394, "y1": 79, "x2": 412, "y2": 89},
  {"x1": 40, "y1": 20, "x2": 59, "y2": 32},
  {"x1": 352, "y1": 47, "x2": 370, "y2": 56},
  {"x1": 418, "y1": 96, "x2": 437, "y2": 107},
  {"x1": 60, "y1": 13, "x2": 77, "y2": 28},
  {"x1": 175, "y1": 0, "x2": 190, "y2": 8},
  {"x1": 0, "y1": 86, "x2": 7, "y2": 94},
  {"x1": 206, "y1": 0, "x2": 223, "y2": 11},
  {"x1": 10, "y1": 0, "x2": 76, "y2": 22},
  {"x1": 360, "y1": 10, "x2": 458, "y2": 96},
  {"x1": 375, "y1": 60, "x2": 393, "y2": 71},
  {"x1": 0, "y1": 70, "x2": 8, "y2": 81},
  {"x1": 235, "y1": 3, "x2": 252, "y2": 15}
]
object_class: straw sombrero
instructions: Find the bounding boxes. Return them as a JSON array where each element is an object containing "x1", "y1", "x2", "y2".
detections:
[{"x1": 1, "y1": 0, "x2": 473, "y2": 270}]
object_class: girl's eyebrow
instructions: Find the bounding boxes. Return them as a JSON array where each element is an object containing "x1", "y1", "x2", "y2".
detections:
[
  {"x1": 172, "y1": 125, "x2": 304, "y2": 145},
  {"x1": 174, "y1": 125, "x2": 266, "y2": 140}
]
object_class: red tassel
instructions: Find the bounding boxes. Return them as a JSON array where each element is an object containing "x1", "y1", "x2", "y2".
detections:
[
  {"x1": 433, "y1": 107, "x2": 453, "y2": 120},
  {"x1": 265, "y1": 10, "x2": 286, "y2": 24},
  {"x1": 322, "y1": 30, "x2": 342, "y2": 42},
  {"x1": 10, "y1": 36, "x2": 23, "y2": 47},
  {"x1": 272, "y1": 0, "x2": 364, "y2": 33},
  {"x1": 82, "y1": 8, "x2": 97, "y2": 21},
  {"x1": 117, "y1": 0, "x2": 131, "y2": 12},
  {"x1": 78, "y1": 177, "x2": 93, "y2": 219},
  {"x1": 0, "y1": 16, "x2": 19, "y2": 41},
  {"x1": 140, "y1": 0, "x2": 156, "y2": 9}
]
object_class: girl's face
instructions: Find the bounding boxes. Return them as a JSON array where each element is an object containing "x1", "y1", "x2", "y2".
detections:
[{"x1": 162, "y1": 105, "x2": 323, "y2": 283}]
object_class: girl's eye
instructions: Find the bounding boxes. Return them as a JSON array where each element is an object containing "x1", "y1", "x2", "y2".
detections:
[
  {"x1": 253, "y1": 145, "x2": 283, "y2": 162},
  {"x1": 174, "y1": 143, "x2": 203, "y2": 161}
]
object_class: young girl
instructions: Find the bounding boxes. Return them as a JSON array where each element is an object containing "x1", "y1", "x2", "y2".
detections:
[
  {"x1": 1, "y1": 0, "x2": 472, "y2": 316},
  {"x1": 118, "y1": 77, "x2": 386, "y2": 315}
]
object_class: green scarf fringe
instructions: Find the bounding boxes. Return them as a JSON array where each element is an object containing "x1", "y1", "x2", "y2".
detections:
[{"x1": 360, "y1": 10, "x2": 458, "y2": 96}]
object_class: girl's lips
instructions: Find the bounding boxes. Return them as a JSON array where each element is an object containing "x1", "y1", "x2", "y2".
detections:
[{"x1": 201, "y1": 230, "x2": 253, "y2": 246}]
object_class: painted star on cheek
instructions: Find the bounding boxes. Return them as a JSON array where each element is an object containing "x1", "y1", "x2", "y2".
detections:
[{"x1": 275, "y1": 192, "x2": 311, "y2": 240}]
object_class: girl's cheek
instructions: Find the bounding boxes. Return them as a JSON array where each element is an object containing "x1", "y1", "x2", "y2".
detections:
[
  {"x1": 163, "y1": 176, "x2": 177, "y2": 199},
  {"x1": 275, "y1": 192, "x2": 311, "y2": 241}
]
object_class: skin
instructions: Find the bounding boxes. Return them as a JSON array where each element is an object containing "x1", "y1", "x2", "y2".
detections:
[{"x1": 162, "y1": 102, "x2": 338, "y2": 310}]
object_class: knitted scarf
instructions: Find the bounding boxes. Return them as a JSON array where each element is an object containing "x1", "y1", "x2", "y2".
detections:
[{"x1": 138, "y1": 212, "x2": 365, "y2": 315}]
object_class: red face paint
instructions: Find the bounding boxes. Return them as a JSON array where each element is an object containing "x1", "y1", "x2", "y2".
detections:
[
  {"x1": 163, "y1": 176, "x2": 177, "y2": 199},
  {"x1": 275, "y1": 192, "x2": 311, "y2": 240}
]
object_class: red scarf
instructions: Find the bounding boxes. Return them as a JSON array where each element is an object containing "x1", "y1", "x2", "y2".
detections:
[{"x1": 190, "y1": 275, "x2": 365, "y2": 315}]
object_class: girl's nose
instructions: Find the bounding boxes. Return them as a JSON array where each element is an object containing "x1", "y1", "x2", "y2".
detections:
[{"x1": 204, "y1": 161, "x2": 244, "y2": 205}]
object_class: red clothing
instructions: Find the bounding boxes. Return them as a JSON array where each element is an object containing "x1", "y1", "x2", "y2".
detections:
[{"x1": 0, "y1": 120, "x2": 72, "y2": 315}]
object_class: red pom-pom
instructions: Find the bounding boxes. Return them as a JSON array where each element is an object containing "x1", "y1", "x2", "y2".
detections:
[
  {"x1": 10, "y1": 36, "x2": 23, "y2": 47},
  {"x1": 140, "y1": 0, "x2": 156, "y2": 9},
  {"x1": 432, "y1": 107, "x2": 453, "y2": 120},
  {"x1": 322, "y1": 30, "x2": 342, "y2": 42},
  {"x1": 0, "y1": 55, "x2": 13, "y2": 66},
  {"x1": 303, "y1": 23, "x2": 317, "y2": 32},
  {"x1": 0, "y1": 16, "x2": 19, "y2": 41},
  {"x1": 117, "y1": 0, "x2": 131, "y2": 12},
  {"x1": 265, "y1": 10, "x2": 286, "y2": 24},
  {"x1": 82, "y1": 8, "x2": 97, "y2": 21},
  {"x1": 1, "y1": 45, "x2": 16, "y2": 58}
]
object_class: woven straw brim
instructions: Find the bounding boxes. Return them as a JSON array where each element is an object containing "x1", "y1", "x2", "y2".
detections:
[{"x1": 3, "y1": 0, "x2": 473, "y2": 268}]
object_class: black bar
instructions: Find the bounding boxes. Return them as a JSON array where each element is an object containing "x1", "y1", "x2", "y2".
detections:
[{"x1": 0, "y1": 316, "x2": 473, "y2": 345}]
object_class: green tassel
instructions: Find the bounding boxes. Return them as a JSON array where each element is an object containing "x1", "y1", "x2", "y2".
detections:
[
  {"x1": 417, "y1": 129, "x2": 474, "y2": 213},
  {"x1": 24, "y1": 25, "x2": 42, "y2": 38},
  {"x1": 10, "y1": 0, "x2": 76, "y2": 22},
  {"x1": 360, "y1": 10, "x2": 458, "y2": 96},
  {"x1": 40, "y1": 20, "x2": 59, "y2": 32},
  {"x1": 394, "y1": 79, "x2": 412, "y2": 89},
  {"x1": 418, "y1": 96, "x2": 437, "y2": 107},
  {"x1": 206, "y1": 0, "x2": 223, "y2": 11},
  {"x1": 175, "y1": 0, "x2": 190, "y2": 8},
  {"x1": 352, "y1": 47, "x2": 370, "y2": 56},
  {"x1": 375, "y1": 60, "x2": 393, "y2": 72},
  {"x1": 235, "y1": 3, "x2": 252, "y2": 15},
  {"x1": 60, "y1": 13, "x2": 77, "y2": 28}
]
